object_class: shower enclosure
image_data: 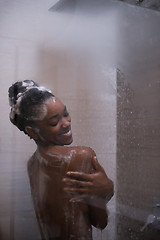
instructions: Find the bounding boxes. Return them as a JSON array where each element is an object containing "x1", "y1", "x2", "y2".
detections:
[
  {"x1": 116, "y1": 2, "x2": 160, "y2": 239},
  {"x1": 0, "y1": 0, "x2": 160, "y2": 239}
]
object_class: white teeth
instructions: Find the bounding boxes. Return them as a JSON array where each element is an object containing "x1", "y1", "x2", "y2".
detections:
[{"x1": 63, "y1": 130, "x2": 71, "y2": 136}]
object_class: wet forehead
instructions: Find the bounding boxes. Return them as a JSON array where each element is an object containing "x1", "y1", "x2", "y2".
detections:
[{"x1": 45, "y1": 97, "x2": 65, "y2": 120}]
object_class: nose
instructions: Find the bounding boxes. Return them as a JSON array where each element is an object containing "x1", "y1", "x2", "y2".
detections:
[{"x1": 61, "y1": 116, "x2": 71, "y2": 129}]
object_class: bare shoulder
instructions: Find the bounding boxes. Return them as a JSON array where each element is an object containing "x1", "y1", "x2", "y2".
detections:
[
  {"x1": 30, "y1": 146, "x2": 96, "y2": 172},
  {"x1": 67, "y1": 146, "x2": 96, "y2": 173},
  {"x1": 71, "y1": 146, "x2": 95, "y2": 158},
  {"x1": 41, "y1": 145, "x2": 95, "y2": 159},
  {"x1": 27, "y1": 152, "x2": 38, "y2": 175}
]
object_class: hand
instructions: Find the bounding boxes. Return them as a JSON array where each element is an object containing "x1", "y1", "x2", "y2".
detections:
[{"x1": 62, "y1": 156, "x2": 114, "y2": 203}]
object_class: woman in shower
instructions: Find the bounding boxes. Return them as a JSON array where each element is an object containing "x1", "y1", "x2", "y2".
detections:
[{"x1": 8, "y1": 80, "x2": 113, "y2": 240}]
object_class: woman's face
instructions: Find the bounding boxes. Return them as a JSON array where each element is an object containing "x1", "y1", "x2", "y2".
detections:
[{"x1": 35, "y1": 97, "x2": 73, "y2": 146}]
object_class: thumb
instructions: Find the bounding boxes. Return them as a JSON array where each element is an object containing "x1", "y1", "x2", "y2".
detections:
[{"x1": 92, "y1": 156, "x2": 103, "y2": 171}]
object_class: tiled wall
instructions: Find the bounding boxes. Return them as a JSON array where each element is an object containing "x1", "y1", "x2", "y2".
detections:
[{"x1": 0, "y1": 1, "x2": 117, "y2": 239}]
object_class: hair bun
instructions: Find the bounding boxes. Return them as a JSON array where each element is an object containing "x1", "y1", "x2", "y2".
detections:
[
  {"x1": 8, "y1": 80, "x2": 54, "y2": 135},
  {"x1": 8, "y1": 80, "x2": 38, "y2": 107}
]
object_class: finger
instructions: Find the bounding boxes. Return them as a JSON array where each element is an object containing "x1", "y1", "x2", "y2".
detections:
[
  {"x1": 62, "y1": 178, "x2": 80, "y2": 186},
  {"x1": 66, "y1": 171, "x2": 93, "y2": 182},
  {"x1": 64, "y1": 187, "x2": 89, "y2": 194},
  {"x1": 63, "y1": 178, "x2": 93, "y2": 187}
]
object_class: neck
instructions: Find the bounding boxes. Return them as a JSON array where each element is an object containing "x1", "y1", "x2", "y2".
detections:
[{"x1": 36, "y1": 143, "x2": 64, "y2": 155}]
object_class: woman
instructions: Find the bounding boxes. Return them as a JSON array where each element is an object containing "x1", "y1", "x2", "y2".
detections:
[{"x1": 8, "y1": 80, "x2": 113, "y2": 240}]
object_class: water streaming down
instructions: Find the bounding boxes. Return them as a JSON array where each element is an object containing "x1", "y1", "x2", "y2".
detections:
[
  {"x1": 116, "y1": 3, "x2": 160, "y2": 239},
  {"x1": 0, "y1": 0, "x2": 160, "y2": 239}
]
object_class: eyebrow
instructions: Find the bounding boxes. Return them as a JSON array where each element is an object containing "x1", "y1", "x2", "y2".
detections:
[{"x1": 48, "y1": 106, "x2": 67, "y2": 120}]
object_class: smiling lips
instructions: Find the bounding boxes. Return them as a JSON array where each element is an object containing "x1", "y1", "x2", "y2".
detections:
[{"x1": 61, "y1": 130, "x2": 72, "y2": 137}]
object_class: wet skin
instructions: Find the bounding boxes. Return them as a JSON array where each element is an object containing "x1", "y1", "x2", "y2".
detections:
[
  {"x1": 27, "y1": 97, "x2": 113, "y2": 240},
  {"x1": 34, "y1": 98, "x2": 73, "y2": 146}
]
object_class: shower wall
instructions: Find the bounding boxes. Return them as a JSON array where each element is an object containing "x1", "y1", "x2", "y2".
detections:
[
  {"x1": 116, "y1": 3, "x2": 160, "y2": 240},
  {"x1": 2, "y1": 1, "x2": 160, "y2": 240},
  {"x1": 119, "y1": 0, "x2": 160, "y2": 11},
  {"x1": 0, "y1": 1, "x2": 48, "y2": 239},
  {"x1": 0, "y1": 1, "x2": 117, "y2": 239}
]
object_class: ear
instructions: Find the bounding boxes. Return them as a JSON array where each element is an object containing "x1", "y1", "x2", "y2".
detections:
[{"x1": 25, "y1": 126, "x2": 40, "y2": 140}]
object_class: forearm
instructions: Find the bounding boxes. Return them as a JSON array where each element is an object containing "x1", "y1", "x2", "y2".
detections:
[
  {"x1": 63, "y1": 155, "x2": 114, "y2": 229},
  {"x1": 87, "y1": 196, "x2": 108, "y2": 229},
  {"x1": 102, "y1": 178, "x2": 114, "y2": 202}
]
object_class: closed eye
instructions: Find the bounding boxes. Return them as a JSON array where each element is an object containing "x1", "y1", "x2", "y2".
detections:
[
  {"x1": 48, "y1": 107, "x2": 69, "y2": 126},
  {"x1": 64, "y1": 112, "x2": 69, "y2": 117},
  {"x1": 49, "y1": 121, "x2": 58, "y2": 127}
]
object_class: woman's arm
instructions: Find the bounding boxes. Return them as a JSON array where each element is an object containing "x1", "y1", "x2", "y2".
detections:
[
  {"x1": 80, "y1": 156, "x2": 113, "y2": 229},
  {"x1": 63, "y1": 153, "x2": 114, "y2": 229},
  {"x1": 87, "y1": 195, "x2": 108, "y2": 229}
]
